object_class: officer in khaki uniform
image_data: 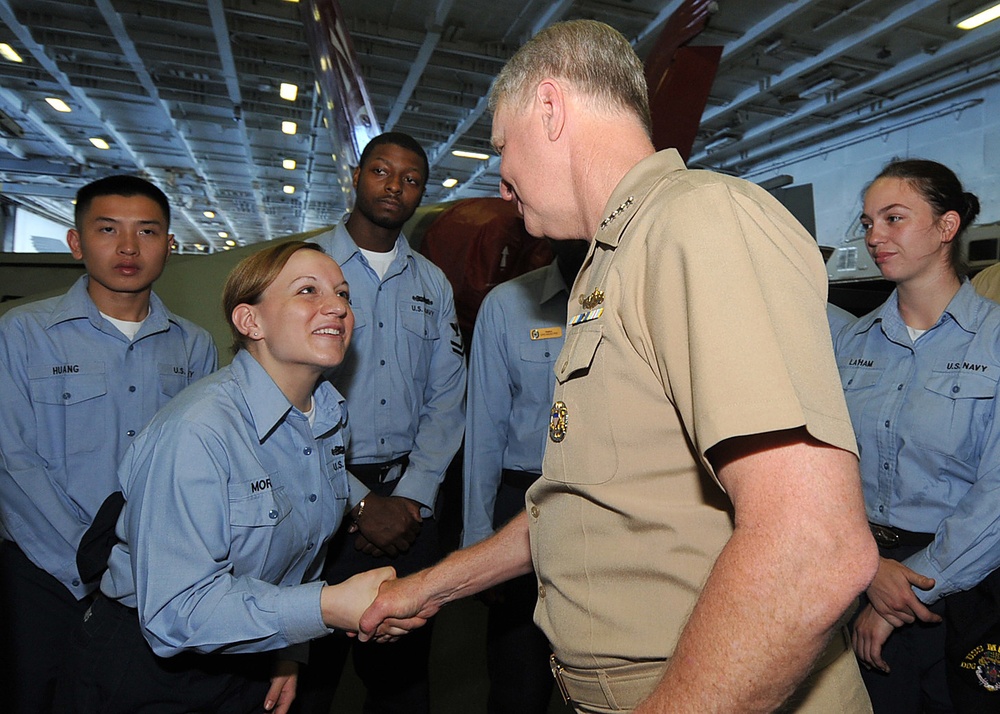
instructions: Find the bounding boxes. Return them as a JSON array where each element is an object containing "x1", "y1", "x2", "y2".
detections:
[{"x1": 360, "y1": 20, "x2": 879, "y2": 713}]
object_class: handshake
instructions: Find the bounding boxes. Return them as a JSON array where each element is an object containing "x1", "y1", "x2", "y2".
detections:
[{"x1": 319, "y1": 566, "x2": 438, "y2": 643}]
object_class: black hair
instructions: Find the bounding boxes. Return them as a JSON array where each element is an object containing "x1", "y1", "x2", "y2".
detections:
[
  {"x1": 357, "y1": 132, "x2": 429, "y2": 183},
  {"x1": 74, "y1": 175, "x2": 171, "y2": 231}
]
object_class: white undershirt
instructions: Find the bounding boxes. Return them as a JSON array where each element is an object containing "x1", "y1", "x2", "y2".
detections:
[
  {"x1": 101, "y1": 311, "x2": 147, "y2": 341},
  {"x1": 359, "y1": 244, "x2": 398, "y2": 281},
  {"x1": 907, "y1": 325, "x2": 928, "y2": 342}
]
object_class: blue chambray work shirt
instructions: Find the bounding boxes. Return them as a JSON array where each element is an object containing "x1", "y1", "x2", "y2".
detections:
[
  {"x1": 836, "y1": 280, "x2": 1000, "y2": 604},
  {"x1": 462, "y1": 260, "x2": 568, "y2": 548},
  {"x1": 0, "y1": 276, "x2": 217, "y2": 599},
  {"x1": 310, "y1": 217, "x2": 466, "y2": 515},
  {"x1": 102, "y1": 350, "x2": 350, "y2": 657}
]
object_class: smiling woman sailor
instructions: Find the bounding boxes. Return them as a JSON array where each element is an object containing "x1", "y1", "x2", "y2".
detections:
[
  {"x1": 835, "y1": 160, "x2": 1000, "y2": 713},
  {"x1": 55, "y1": 241, "x2": 413, "y2": 714}
]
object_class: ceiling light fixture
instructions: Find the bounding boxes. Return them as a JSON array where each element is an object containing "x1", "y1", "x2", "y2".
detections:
[
  {"x1": 45, "y1": 97, "x2": 71, "y2": 113},
  {"x1": 452, "y1": 150, "x2": 490, "y2": 160},
  {"x1": 203, "y1": 210, "x2": 215, "y2": 218},
  {"x1": 281, "y1": 120, "x2": 297, "y2": 135},
  {"x1": 89, "y1": 137, "x2": 110, "y2": 150},
  {"x1": 957, "y1": 2, "x2": 1000, "y2": 29},
  {"x1": 218, "y1": 231, "x2": 228, "y2": 238},
  {"x1": 279, "y1": 83, "x2": 298, "y2": 101},
  {"x1": 226, "y1": 239, "x2": 236, "y2": 247},
  {"x1": 0, "y1": 43, "x2": 22, "y2": 63},
  {"x1": 283, "y1": 185, "x2": 295, "y2": 194},
  {"x1": 442, "y1": 178, "x2": 458, "y2": 188},
  {"x1": 283, "y1": 158, "x2": 296, "y2": 170}
]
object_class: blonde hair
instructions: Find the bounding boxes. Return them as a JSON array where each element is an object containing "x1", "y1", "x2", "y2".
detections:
[
  {"x1": 222, "y1": 241, "x2": 326, "y2": 354},
  {"x1": 489, "y1": 20, "x2": 650, "y2": 135}
]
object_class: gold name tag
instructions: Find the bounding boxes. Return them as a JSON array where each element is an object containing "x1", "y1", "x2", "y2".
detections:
[{"x1": 530, "y1": 327, "x2": 562, "y2": 340}]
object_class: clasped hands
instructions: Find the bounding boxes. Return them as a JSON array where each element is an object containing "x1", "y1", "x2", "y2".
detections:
[
  {"x1": 851, "y1": 557, "x2": 939, "y2": 672},
  {"x1": 349, "y1": 492, "x2": 423, "y2": 557}
]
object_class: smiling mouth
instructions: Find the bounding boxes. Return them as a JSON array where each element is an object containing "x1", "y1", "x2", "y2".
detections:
[{"x1": 313, "y1": 327, "x2": 344, "y2": 336}]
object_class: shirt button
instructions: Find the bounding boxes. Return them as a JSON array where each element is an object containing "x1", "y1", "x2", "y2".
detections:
[
  {"x1": 126, "y1": 430, "x2": 136, "y2": 437},
  {"x1": 307, "y1": 542, "x2": 314, "y2": 550},
  {"x1": 884, "y1": 420, "x2": 890, "y2": 428},
  {"x1": 883, "y1": 462, "x2": 889, "y2": 470},
  {"x1": 897, "y1": 384, "x2": 903, "y2": 390},
  {"x1": 379, "y1": 321, "x2": 384, "y2": 328},
  {"x1": 62, "y1": 392, "x2": 71, "y2": 400},
  {"x1": 380, "y1": 399, "x2": 386, "y2": 405},
  {"x1": 380, "y1": 360, "x2": 386, "y2": 366},
  {"x1": 72, "y1": 579, "x2": 80, "y2": 586},
  {"x1": 530, "y1": 506, "x2": 539, "y2": 518},
  {"x1": 268, "y1": 509, "x2": 279, "y2": 519},
  {"x1": 129, "y1": 345, "x2": 134, "y2": 351},
  {"x1": 544, "y1": 351, "x2": 550, "y2": 357},
  {"x1": 952, "y1": 385, "x2": 960, "y2": 394},
  {"x1": 538, "y1": 584, "x2": 546, "y2": 599},
  {"x1": 879, "y1": 505, "x2": 885, "y2": 513},
  {"x1": 129, "y1": 385, "x2": 136, "y2": 392},
  {"x1": 309, "y1": 494, "x2": 317, "y2": 502},
  {"x1": 380, "y1": 438, "x2": 385, "y2": 444},
  {"x1": 303, "y1": 447, "x2": 312, "y2": 456},
  {"x1": 847, "y1": 379, "x2": 853, "y2": 386}
]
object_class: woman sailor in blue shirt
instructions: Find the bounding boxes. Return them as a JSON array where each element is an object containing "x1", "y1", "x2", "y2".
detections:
[
  {"x1": 836, "y1": 160, "x2": 1000, "y2": 712},
  {"x1": 57, "y1": 241, "x2": 406, "y2": 714}
]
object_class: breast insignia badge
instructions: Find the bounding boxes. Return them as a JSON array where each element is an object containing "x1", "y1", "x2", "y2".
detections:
[{"x1": 549, "y1": 401, "x2": 568, "y2": 443}]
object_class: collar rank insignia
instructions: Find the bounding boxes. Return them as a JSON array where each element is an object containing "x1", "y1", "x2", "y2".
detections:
[
  {"x1": 549, "y1": 401, "x2": 568, "y2": 443},
  {"x1": 579, "y1": 289, "x2": 604, "y2": 310},
  {"x1": 600, "y1": 196, "x2": 634, "y2": 230}
]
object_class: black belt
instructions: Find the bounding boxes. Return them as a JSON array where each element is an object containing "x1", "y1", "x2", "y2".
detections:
[
  {"x1": 869, "y1": 522, "x2": 935, "y2": 549},
  {"x1": 501, "y1": 469, "x2": 540, "y2": 491},
  {"x1": 348, "y1": 454, "x2": 409, "y2": 485}
]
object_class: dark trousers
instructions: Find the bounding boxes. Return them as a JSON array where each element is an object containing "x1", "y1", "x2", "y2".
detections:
[
  {"x1": 944, "y1": 567, "x2": 1000, "y2": 712},
  {"x1": 858, "y1": 542, "x2": 954, "y2": 713},
  {"x1": 296, "y1": 476, "x2": 442, "y2": 714},
  {"x1": 53, "y1": 595, "x2": 273, "y2": 714},
  {"x1": 0, "y1": 540, "x2": 91, "y2": 714},
  {"x1": 485, "y1": 477, "x2": 555, "y2": 714}
]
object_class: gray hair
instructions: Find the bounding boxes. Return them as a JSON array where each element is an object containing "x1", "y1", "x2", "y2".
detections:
[{"x1": 489, "y1": 20, "x2": 651, "y2": 136}]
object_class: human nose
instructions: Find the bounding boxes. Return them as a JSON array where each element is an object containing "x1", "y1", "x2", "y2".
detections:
[
  {"x1": 323, "y1": 294, "x2": 349, "y2": 316},
  {"x1": 119, "y1": 232, "x2": 138, "y2": 255},
  {"x1": 385, "y1": 172, "x2": 401, "y2": 194}
]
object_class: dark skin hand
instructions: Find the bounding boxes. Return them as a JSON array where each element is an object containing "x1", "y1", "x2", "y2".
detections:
[{"x1": 350, "y1": 492, "x2": 422, "y2": 557}]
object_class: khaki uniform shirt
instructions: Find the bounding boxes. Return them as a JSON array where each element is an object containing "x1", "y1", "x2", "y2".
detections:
[{"x1": 527, "y1": 149, "x2": 858, "y2": 670}]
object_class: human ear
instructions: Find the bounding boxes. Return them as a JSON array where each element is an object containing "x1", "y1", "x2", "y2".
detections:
[
  {"x1": 536, "y1": 80, "x2": 565, "y2": 141},
  {"x1": 938, "y1": 210, "x2": 961, "y2": 243},
  {"x1": 232, "y1": 304, "x2": 262, "y2": 340},
  {"x1": 67, "y1": 228, "x2": 84, "y2": 260}
]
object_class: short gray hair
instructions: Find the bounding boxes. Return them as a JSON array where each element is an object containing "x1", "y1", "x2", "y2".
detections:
[{"x1": 489, "y1": 20, "x2": 651, "y2": 135}]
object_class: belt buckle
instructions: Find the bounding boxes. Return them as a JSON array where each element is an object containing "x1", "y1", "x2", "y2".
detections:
[
  {"x1": 870, "y1": 524, "x2": 899, "y2": 549},
  {"x1": 549, "y1": 654, "x2": 571, "y2": 704}
]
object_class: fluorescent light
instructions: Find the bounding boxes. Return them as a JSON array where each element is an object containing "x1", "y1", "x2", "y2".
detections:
[
  {"x1": 452, "y1": 150, "x2": 490, "y2": 160},
  {"x1": 45, "y1": 97, "x2": 72, "y2": 113},
  {"x1": 279, "y1": 83, "x2": 298, "y2": 101},
  {"x1": 218, "y1": 231, "x2": 228, "y2": 238},
  {"x1": 225, "y1": 239, "x2": 236, "y2": 247},
  {"x1": 203, "y1": 210, "x2": 215, "y2": 218},
  {"x1": 442, "y1": 178, "x2": 458, "y2": 188},
  {"x1": 283, "y1": 185, "x2": 295, "y2": 194},
  {"x1": 281, "y1": 120, "x2": 297, "y2": 135},
  {"x1": 957, "y1": 2, "x2": 1000, "y2": 29},
  {"x1": 282, "y1": 158, "x2": 296, "y2": 170},
  {"x1": 0, "y1": 43, "x2": 22, "y2": 63},
  {"x1": 89, "y1": 137, "x2": 110, "y2": 150}
]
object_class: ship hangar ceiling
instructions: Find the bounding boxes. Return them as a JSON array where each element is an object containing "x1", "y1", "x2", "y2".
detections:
[{"x1": 0, "y1": 0, "x2": 998, "y2": 253}]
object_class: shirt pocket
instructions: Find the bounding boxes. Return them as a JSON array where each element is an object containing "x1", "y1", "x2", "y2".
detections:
[
  {"x1": 29, "y1": 365, "x2": 108, "y2": 458},
  {"x1": 840, "y1": 366, "x2": 883, "y2": 440},
  {"x1": 543, "y1": 325, "x2": 617, "y2": 485},
  {"x1": 400, "y1": 303, "x2": 441, "y2": 341},
  {"x1": 228, "y1": 483, "x2": 293, "y2": 575},
  {"x1": 911, "y1": 370, "x2": 997, "y2": 461},
  {"x1": 157, "y1": 363, "x2": 189, "y2": 397}
]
